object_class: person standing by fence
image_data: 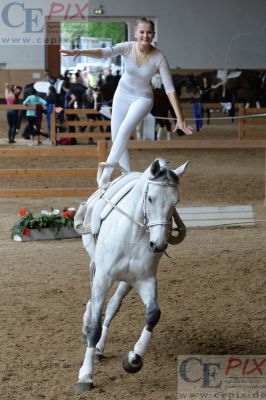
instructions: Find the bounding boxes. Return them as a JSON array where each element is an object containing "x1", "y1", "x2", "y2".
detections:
[
  {"x1": 61, "y1": 17, "x2": 193, "y2": 188},
  {"x1": 4, "y1": 83, "x2": 22, "y2": 143},
  {"x1": 61, "y1": 81, "x2": 78, "y2": 144},
  {"x1": 23, "y1": 88, "x2": 47, "y2": 146},
  {"x1": 45, "y1": 85, "x2": 57, "y2": 143}
]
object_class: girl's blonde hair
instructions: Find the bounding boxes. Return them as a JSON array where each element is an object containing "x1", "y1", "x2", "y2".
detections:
[{"x1": 134, "y1": 17, "x2": 155, "y2": 33}]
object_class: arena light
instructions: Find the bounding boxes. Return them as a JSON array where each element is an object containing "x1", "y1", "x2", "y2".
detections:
[{"x1": 94, "y1": 6, "x2": 104, "y2": 15}]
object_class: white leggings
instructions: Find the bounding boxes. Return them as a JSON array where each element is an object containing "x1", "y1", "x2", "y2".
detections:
[{"x1": 101, "y1": 86, "x2": 153, "y2": 179}]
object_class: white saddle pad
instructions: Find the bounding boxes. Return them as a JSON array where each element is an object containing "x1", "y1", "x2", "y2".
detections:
[{"x1": 75, "y1": 172, "x2": 140, "y2": 235}]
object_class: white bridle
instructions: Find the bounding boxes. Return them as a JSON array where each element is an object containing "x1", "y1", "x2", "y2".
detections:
[
  {"x1": 143, "y1": 179, "x2": 177, "y2": 230},
  {"x1": 101, "y1": 178, "x2": 177, "y2": 233}
]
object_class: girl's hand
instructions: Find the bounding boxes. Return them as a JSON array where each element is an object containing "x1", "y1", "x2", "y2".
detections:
[
  {"x1": 59, "y1": 49, "x2": 81, "y2": 61},
  {"x1": 173, "y1": 119, "x2": 193, "y2": 135}
]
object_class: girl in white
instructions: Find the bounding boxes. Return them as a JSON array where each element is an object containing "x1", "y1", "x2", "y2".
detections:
[{"x1": 61, "y1": 17, "x2": 192, "y2": 188}]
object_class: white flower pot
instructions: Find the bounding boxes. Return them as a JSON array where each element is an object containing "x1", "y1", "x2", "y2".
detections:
[{"x1": 14, "y1": 227, "x2": 80, "y2": 242}]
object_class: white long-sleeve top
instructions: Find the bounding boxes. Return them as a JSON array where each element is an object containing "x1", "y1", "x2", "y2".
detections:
[{"x1": 101, "y1": 41, "x2": 175, "y2": 98}]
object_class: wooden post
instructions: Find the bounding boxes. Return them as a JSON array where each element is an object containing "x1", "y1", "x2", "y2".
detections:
[
  {"x1": 265, "y1": 148, "x2": 266, "y2": 206},
  {"x1": 97, "y1": 140, "x2": 107, "y2": 163},
  {"x1": 50, "y1": 106, "x2": 56, "y2": 146},
  {"x1": 238, "y1": 104, "x2": 245, "y2": 140}
]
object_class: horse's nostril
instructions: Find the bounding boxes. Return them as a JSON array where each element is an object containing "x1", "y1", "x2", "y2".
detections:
[{"x1": 149, "y1": 241, "x2": 168, "y2": 253}]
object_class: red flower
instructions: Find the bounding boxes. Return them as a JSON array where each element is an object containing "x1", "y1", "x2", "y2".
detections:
[
  {"x1": 18, "y1": 208, "x2": 28, "y2": 217},
  {"x1": 22, "y1": 227, "x2": 30, "y2": 236},
  {"x1": 62, "y1": 210, "x2": 73, "y2": 219}
]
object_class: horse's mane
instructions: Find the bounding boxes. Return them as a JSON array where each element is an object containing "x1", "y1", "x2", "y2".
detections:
[{"x1": 149, "y1": 167, "x2": 179, "y2": 186}]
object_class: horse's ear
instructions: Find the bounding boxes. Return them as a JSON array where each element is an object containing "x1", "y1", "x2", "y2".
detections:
[
  {"x1": 150, "y1": 160, "x2": 161, "y2": 177},
  {"x1": 174, "y1": 161, "x2": 189, "y2": 177},
  {"x1": 156, "y1": 158, "x2": 169, "y2": 167}
]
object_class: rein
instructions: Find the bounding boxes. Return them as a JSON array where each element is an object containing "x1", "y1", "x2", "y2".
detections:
[
  {"x1": 101, "y1": 195, "x2": 146, "y2": 230},
  {"x1": 101, "y1": 178, "x2": 176, "y2": 232}
]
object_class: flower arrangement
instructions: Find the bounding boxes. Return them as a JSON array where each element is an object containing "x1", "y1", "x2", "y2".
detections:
[{"x1": 11, "y1": 207, "x2": 77, "y2": 239}]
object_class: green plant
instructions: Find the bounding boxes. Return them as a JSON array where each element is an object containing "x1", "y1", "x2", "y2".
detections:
[{"x1": 11, "y1": 208, "x2": 76, "y2": 239}]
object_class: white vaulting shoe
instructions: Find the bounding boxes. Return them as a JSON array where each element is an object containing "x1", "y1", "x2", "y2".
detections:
[
  {"x1": 96, "y1": 161, "x2": 128, "y2": 190},
  {"x1": 96, "y1": 162, "x2": 115, "y2": 190}
]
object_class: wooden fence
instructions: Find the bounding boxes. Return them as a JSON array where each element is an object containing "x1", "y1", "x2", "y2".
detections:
[
  {"x1": 0, "y1": 104, "x2": 265, "y2": 202},
  {"x1": 0, "y1": 139, "x2": 265, "y2": 202},
  {"x1": 0, "y1": 142, "x2": 106, "y2": 198},
  {"x1": 238, "y1": 105, "x2": 266, "y2": 139},
  {"x1": 50, "y1": 108, "x2": 112, "y2": 146},
  {"x1": 1, "y1": 103, "x2": 265, "y2": 142},
  {"x1": 182, "y1": 102, "x2": 266, "y2": 140},
  {"x1": 102, "y1": 139, "x2": 266, "y2": 205},
  {"x1": 181, "y1": 102, "x2": 241, "y2": 113},
  {"x1": 0, "y1": 104, "x2": 112, "y2": 146},
  {"x1": 48, "y1": 102, "x2": 265, "y2": 142}
]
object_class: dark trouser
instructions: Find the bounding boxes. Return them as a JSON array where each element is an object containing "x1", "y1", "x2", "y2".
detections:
[
  {"x1": 46, "y1": 103, "x2": 53, "y2": 138},
  {"x1": 26, "y1": 116, "x2": 37, "y2": 137},
  {"x1": 6, "y1": 110, "x2": 18, "y2": 142}
]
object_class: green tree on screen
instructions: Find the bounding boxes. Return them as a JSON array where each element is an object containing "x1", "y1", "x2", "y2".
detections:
[{"x1": 61, "y1": 22, "x2": 126, "y2": 45}]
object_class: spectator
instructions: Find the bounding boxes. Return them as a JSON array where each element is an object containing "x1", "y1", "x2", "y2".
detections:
[
  {"x1": 63, "y1": 70, "x2": 71, "y2": 84},
  {"x1": 23, "y1": 88, "x2": 47, "y2": 146},
  {"x1": 113, "y1": 70, "x2": 121, "y2": 89},
  {"x1": 105, "y1": 69, "x2": 115, "y2": 86},
  {"x1": 97, "y1": 73, "x2": 104, "y2": 87},
  {"x1": 75, "y1": 70, "x2": 84, "y2": 86},
  {"x1": 45, "y1": 85, "x2": 57, "y2": 142},
  {"x1": 4, "y1": 83, "x2": 22, "y2": 143},
  {"x1": 61, "y1": 81, "x2": 77, "y2": 143}
]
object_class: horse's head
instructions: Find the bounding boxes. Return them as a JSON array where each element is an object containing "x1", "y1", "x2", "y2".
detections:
[
  {"x1": 173, "y1": 74, "x2": 198, "y2": 96},
  {"x1": 143, "y1": 159, "x2": 189, "y2": 253},
  {"x1": 91, "y1": 84, "x2": 115, "y2": 110}
]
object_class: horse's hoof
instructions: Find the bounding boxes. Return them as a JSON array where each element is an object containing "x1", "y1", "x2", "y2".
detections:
[
  {"x1": 74, "y1": 381, "x2": 94, "y2": 395},
  {"x1": 122, "y1": 351, "x2": 143, "y2": 373}
]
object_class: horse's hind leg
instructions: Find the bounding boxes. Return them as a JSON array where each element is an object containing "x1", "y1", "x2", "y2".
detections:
[
  {"x1": 75, "y1": 276, "x2": 112, "y2": 394},
  {"x1": 95, "y1": 281, "x2": 132, "y2": 359},
  {"x1": 123, "y1": 277, "x2": 161, "y2": 374}
]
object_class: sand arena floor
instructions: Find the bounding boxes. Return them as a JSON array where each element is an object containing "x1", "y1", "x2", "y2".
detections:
[{"x1": 0, "y1": 112, "x2": 266, "y2": 399}]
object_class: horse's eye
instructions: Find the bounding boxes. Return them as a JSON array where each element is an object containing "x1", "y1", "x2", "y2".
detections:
[{"x1": 148, "y1": 196, "x2": 152, "y2": 203}]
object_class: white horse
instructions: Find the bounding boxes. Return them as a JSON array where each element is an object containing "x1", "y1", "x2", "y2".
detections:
[{"x1": 74, "y1": 159, "x2": 189, "y2": 394}]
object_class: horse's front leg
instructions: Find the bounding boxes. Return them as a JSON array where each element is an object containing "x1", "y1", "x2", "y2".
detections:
[
  {"x1": 95, "y1": 281, "x2": 132, "y2": 359},
  {"x1": 75, "y1": 276, "x2": 112, "y2": 395},
  {"x1": 123, "y1": 277, "x2": 161, "y2": 373},
  {"x1": 80, "y1": 299, "x2": 91, "y2": 342}
]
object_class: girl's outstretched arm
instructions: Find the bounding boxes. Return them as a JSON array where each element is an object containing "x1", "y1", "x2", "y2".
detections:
[{"x1": 60, "y1": 49, "x2": 103, "y2": 61}]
